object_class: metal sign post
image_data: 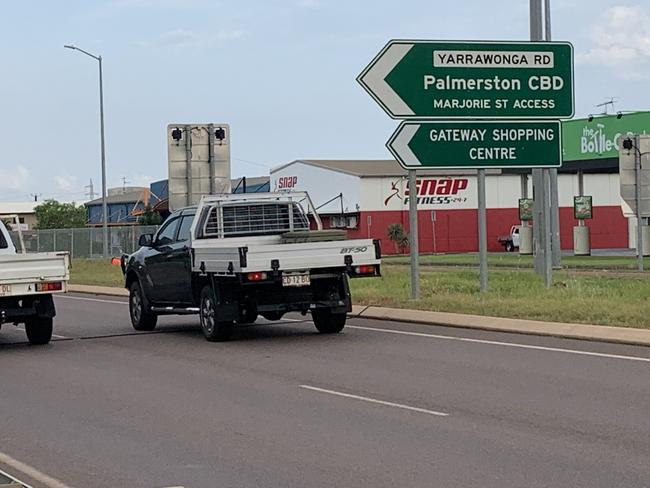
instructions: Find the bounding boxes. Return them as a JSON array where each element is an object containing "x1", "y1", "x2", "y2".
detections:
[
  {"x1": 408, "y1": 170, "x2": 420, "y2": 299},
  {"x1": 635, "y1": 135, "x2": 644, "y2": 272},
  {"x1": 477, "y1": 169, "x2": 488, "y2": 292}
]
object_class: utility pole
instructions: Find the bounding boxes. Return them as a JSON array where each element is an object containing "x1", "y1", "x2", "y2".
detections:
[
  {"x1": 530, "y1": 0, "x2": 552, "y2": 287},
  {"x1": 65, "y1": 44, "x2": 109, "y2": 258},
  {"x1": 545, "y1": 0, "x2": 562, "y2": 269}
]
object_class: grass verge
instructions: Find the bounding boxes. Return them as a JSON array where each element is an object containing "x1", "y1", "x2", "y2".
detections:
[
  {"x1": 68, "y1": 259, "x2": 650, "y2": 329},
  {"x1": 350, "y1": 267, "x2": 650, "y2": 329},
  {"x1": 69, "y1": 259, "x2": 124, "y2": 288},
  {"x1": 384, "y1": 253, "x2": 649, "y2": 270}
]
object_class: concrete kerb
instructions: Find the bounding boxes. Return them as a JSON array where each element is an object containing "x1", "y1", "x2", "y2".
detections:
[{"x1": 67, "y1": 284, "x2": 650, "y2": 347}]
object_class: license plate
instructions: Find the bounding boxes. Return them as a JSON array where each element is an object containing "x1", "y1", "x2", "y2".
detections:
[
  {"x1": 282, "y1": 273, "x2": 310, "y2": 287},
  {"x1": 0, "y1": 284, "x2": 12, "y2": 296}
]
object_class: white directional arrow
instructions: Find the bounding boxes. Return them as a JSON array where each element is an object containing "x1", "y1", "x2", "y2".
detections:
[
  {"x1": 386, "y1": 123, "x2": 421, "y2": 167},
  {"x1": 357, "y1": 42, "x2": 415, "y2": 118}
]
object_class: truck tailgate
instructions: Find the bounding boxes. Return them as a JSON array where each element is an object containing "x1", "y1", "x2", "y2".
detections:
[
  {"x1": 193, "y1": 239, "x2": 379, "y2": 274},
  {"x1": 0, "y1": 253, "x2": 70, "y2": 286}
]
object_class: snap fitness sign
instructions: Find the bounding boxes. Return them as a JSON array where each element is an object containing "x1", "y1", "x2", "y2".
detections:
[
  {"x1": 384, "y1": 177, "x2": 470, "y2": 206},
  {"x1": 562, "y1": 111, "x2": 650, "y2": 161}
]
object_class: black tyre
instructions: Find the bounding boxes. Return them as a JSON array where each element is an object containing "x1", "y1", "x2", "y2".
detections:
[
  {"x1": 261, "y1": 311, "x2": 284, "y2": 322},
  {"x1": 505, "y1": 241, "x2": 514, "y2": 252},
  {"x1": 129, "y1": 281, "x2": 157, "y2": 331},
  {"x1": 312, "y1": 309, "x2": 346, "y2": 334},
  {"x1": 25, "y1": 317, "x2": 53, "y2": 345},
  {"x1": 200, "y1": 286, "x2": 234, "y2": 342}
]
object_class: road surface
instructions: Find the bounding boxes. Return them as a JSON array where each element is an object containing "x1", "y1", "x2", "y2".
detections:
[{"x1": 1, "y1": 293, "x2": 649, "y2": 488}]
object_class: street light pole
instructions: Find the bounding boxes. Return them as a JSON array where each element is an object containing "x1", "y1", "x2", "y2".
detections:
[{"x1": 65, "y1": 44, "x2": 109, "y2": 258}]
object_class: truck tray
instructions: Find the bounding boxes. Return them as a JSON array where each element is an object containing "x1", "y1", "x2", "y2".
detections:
[{"x1": 281, "y1": 230, "x2": 347, "y2": 244}]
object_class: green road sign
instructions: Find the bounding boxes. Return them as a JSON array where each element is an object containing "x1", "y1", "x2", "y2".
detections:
[
  {"x1": 387, "y1": 120, "x2": 562, "y2": 169},
  {"x1": 358, "y1": 40, "x2": 574, "y2": 119}
]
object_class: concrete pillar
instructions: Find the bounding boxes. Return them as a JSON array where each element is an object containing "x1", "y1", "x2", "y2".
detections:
[
  {"x1": 573, "y1": 226, "x2": 590, "y2": 256},
  {"x1": 519, "y1": 226, "x2": 533, "y2": 255},
  {"x1": 643, "y1": 226, "x2": 650, "y2": 257}
]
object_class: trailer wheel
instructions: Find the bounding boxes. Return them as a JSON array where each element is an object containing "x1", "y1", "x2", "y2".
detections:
[
  {"x1": 129, "y1": 281, "x2": 157, "y2": 331},
  {"x1": 200, "y1": 286, "x2": 233, "y2": 342},
  {"x1": 25, "y1": 317, "x2": 53, "y2": 345},
  {"x1": 312, "y1": 309, "x2": 346, "y2": 334}
]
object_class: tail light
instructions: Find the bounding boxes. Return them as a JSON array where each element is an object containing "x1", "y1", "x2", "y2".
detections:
[
  {"x1": 36, "y1": 282, "x2": 63, "y2": 292},
  {"x1": 246, "y1": 272, "x2": 268, "y2": 282},
  {"x1": 354, "y1": 265, "x2": 376, "y2": 275}
]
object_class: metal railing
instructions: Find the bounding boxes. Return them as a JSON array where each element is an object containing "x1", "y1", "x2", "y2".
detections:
[{"x1": 8, "y1": 225, "x2": 159, "y2": 259}]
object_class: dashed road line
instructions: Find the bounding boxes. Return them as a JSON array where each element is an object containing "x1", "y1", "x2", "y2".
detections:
[{"x1": 300, "y1": 384, "x2": 449, "y2": 417}]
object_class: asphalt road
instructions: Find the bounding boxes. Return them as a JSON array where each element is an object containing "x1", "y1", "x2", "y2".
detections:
[{"x1": 1, "y1": 294, "x2": 650, "y2": 488}]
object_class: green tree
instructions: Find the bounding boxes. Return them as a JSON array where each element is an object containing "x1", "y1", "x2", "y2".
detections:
[
  {"x1": 138, "y1": 206, "x2": 162, "y2": 226},
  {"x1": 387, "y1": 223, "x2": 409, "y2": 254},
  {"x1": 34, "y1": 200, "x2": 87, "y2": 229}
]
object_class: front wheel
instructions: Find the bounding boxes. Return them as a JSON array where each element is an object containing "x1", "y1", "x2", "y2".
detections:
[
  {"x1": 505, "y1": 241, "x2": 514, "y2": 252},
  {"x1": 312, "y1": 309, "x2": 346, "y2": 334},
  {"x1": 25, "y1": 317, "x2": 53, "y2": 345},
  {"x1": 200, "y1": 286, "x2": 234, "y2": 342},
  {"x1": 129, "y1": 281, "x2": 157, "y2": 331}
]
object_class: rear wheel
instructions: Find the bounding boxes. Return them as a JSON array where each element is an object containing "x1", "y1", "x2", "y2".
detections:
[
  {"x1": 25, "y1": 316, "x2": 53, "y2": 345},
  {"x1": 200, "y1": 286, "x2": 233, "y2": 342},
  {"x1": 312, "y1": 309, "x2": 346, "y2": 334},
  {"x1": 129, "y1": 281, "x2": 157, "y2": 331}
]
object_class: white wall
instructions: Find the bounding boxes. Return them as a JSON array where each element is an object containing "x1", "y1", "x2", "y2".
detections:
[
  {"x1": 270, "y1": 163, "x2": 361, "y2": 213},
  {"x1": 360, "y1": 173, "x2": 624, "y2": 212}
]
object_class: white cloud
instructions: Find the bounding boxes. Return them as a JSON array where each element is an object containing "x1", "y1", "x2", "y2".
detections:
[
  {"x1": 137, "y1": 28, "x2": 244, "y2": 49},
  {"x1": 0, "y1": 165, "x2": 29, "y2": 191},
  {"x1": 54, "y1": 174, "x2": 78, "y2": 191},
  {"x1": 577, "y1": 5, "x2": 650, "y2": 80}
]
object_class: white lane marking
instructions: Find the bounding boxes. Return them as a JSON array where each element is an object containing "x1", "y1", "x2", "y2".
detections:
[
  {"x1": 300, "y1": 385, "x2": 449, "y2": 417},
  {"x1": 58, "y1": 295, "x2": 126, "y2": 305},
  {"x1": 57, "y1": 295, "x2": 650, "y2": 363},
  {"x1": 0, "y1": 466, "x2": 34, "y2": 488},
  {"x1": 348, "y1": 325, "x2": 650, "y2": 363},
  {"x1": 0, "y1": 452, "x2": 73, "y2": 488}
]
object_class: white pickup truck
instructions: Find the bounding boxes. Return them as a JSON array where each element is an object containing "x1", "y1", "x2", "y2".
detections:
[
  {"x1": 122, "y1": 192, "x2": 381, "y2": 341},
  {"x1": 0, "y1": 217, "x2": 70, "y2": 344}
]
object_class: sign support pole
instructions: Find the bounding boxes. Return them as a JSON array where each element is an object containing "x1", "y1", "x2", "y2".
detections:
[
  {"x1": 408, "y1": 170, "x2": 420, "y2": 299},
  {"x1": 635, "y1": 135, "x2": 644, "y2": 272},
  {"x1": 478, "y1": 169, "x2": 488, "y2": 292},
  {"x1": 545, "y1": 0, "x2": 562, "y2": 270},
  {"x1": 543, "y1": 170, "x2": 553, "y2": 287}
]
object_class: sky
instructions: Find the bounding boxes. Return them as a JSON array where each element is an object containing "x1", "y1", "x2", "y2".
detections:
[{"x1": 0, "y1": 0, "x2": 648, "y2": 202}]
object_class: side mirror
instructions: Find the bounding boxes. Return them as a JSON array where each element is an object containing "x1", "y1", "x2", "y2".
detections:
[{"x1": 138, "y1": 234, "x2": 154, "y2": 247}]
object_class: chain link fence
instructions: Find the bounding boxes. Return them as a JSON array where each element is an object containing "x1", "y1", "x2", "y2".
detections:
[{"x1": 9, "y1": 225, "x2": 159, "y2": 259}]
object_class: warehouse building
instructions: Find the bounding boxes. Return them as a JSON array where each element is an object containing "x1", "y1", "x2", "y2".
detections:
[{"x1": 270, "y1": 112, "x2": 650, "y2": 254}]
